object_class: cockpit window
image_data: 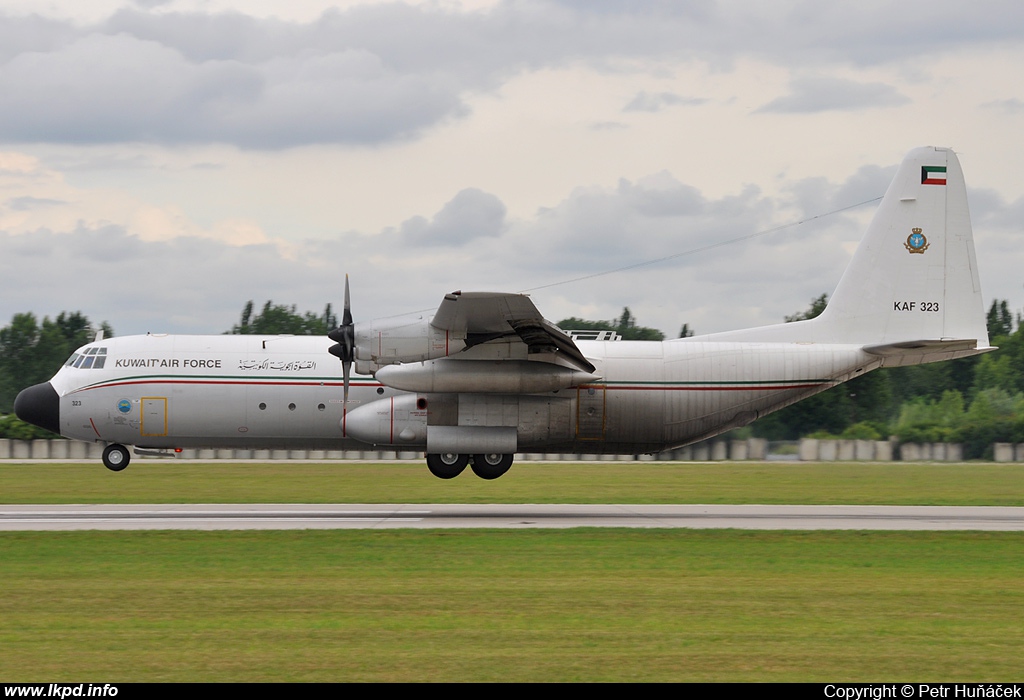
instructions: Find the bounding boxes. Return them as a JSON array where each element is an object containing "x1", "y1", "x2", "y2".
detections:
[{"x1": 68, "y1": 347, "x2": 108, "y2": 369}]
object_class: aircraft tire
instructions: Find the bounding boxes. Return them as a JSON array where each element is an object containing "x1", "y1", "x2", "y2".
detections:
[
  {"x1": 426, "y1": 453, "x2": 468, "y2": 479},
  {"x1": 470, "y1": 453, "x2": 513, "y2": 480},
  {"x1": 102, "y1": 444, "x2": 131, "y2": 472}
]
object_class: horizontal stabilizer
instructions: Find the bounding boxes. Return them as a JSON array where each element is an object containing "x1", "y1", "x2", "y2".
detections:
[
  {"x1": 862, "y1": 338, "x2": 994, "y2": 367},
  {"x1": 863, "y1": 338, "x2": 980, "y2": 356}
]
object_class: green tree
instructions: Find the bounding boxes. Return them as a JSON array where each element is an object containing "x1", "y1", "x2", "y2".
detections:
[
  {"x1": 228, "y1": 301, "x2": 338, "y2": 335},
  {"x1": 973, "y1": 319, "x2": 1024, "y2": 395},
  {"x1": 53, "y1": 311, "x2": 95, "y2": 350},
  {"x1": 784, "y1": 294, "x2": 829, "y2": 322},
  {"x1": 556, "y1": 308, "x2": 665, "y2": 341},
  {"x1": 0, "y1": 311, "x2": 113, "y2": 413},
  {"x1": 986, "y1": 299, "x2": 1015, "y2": 339}
]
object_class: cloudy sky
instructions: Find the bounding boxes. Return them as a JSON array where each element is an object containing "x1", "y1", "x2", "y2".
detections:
[{"x1": 2, "y1": 0, "x2": 1023, "y2": 339}]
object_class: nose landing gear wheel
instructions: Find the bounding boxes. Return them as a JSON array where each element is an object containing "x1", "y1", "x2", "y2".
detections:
[
  {"x1": 102, "y1": 444, "x2": 131, "y2": 472},
  {"x1": 426, "y1": 453, "x2": 469, "y2": 479},
  {"x1": 470, "y1": 453, "x2": 513, "y2": 480}
]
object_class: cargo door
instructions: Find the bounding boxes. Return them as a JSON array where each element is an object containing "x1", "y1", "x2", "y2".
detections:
[{"x1": 576, "y1": 385, "x2": 605, "y2": 440}]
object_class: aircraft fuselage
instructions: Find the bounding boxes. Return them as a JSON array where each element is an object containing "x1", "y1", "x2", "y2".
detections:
[{"x1": 38, "y1": 332, "x2": 875, "y2": 455}]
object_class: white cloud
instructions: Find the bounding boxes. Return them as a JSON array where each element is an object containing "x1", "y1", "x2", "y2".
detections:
[
  {"x1": 1, "y1": 3, "x2": 1023, "y2": 147},
  {"x1": 623, "y1": 92, "x2": 706, "y2": 112},
  {"x1": 757, "y1": 76, "x2": 909, "y2": 113},
  {"x1": 0, "y1": 32, "x2": 466, "y2": 147},
  {"x1": 397, "y1": 188, "x2": 507, "y2": 246}
]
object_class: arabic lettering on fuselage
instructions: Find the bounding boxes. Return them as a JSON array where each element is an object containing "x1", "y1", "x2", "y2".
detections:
[{"x1": 237, "y1": 359, "x2": 318, "y2": 371}]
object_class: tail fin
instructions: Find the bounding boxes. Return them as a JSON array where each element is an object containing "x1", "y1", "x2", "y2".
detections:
[
  {"x1": 705, "y1": 147, "x2": 991, "y2": 358},
  {"x1": 816, "y1": 146, "x2": 988, "y2": 347}
]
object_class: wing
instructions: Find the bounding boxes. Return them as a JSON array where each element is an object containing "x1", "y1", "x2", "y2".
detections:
[{"x1": 431, "y1": 291, "x2": 596, "y2": 373}]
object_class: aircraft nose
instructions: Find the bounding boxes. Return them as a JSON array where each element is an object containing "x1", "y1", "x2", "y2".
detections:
[{"x1": 13, "y1": 382, "x2": 61, "y2": 435}]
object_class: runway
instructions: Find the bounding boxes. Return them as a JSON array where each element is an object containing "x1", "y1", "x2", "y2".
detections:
[{"x1": 2, "y1": 504, "x2": 1024, "y2": 530}]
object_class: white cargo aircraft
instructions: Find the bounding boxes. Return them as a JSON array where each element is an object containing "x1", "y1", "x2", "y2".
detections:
[{"x1": 15, "y1": 147, "x2": 992, "y2": 479}]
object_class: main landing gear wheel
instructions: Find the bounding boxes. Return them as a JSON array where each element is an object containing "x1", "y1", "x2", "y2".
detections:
[
  {"x1": 426, "y1": 453, "x2": 469, "y2": 479},
  {"x1": 102, "y1": 444, "x2": 131, "y2": 472},
  {"x1": 471, "y1": 453, "x2": 514, "y2": 480}
]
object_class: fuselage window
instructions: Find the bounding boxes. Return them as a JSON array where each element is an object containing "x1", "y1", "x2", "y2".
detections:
[
  {"x1": 258, "y1": 403, "x2": 267, "y2": 410},
  {"x1": 288, "y1": 403, "x2": 296, "y2": 411}
]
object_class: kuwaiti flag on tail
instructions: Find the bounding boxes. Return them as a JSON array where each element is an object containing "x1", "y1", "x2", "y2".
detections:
[{"x1": 921, "y1": 165, "x2": 947, "y2": 185}]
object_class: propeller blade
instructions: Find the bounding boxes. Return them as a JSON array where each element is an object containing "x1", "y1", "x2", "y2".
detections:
[
  {"x1": 342, "y1": 273, "x2": 353, "y2": 327},
  {"x1": 342, "y1": 359, "x2": 351, "y2": 407},
  {"x1": 328, "y1": 274, "x2": 356, "y2": 407}
]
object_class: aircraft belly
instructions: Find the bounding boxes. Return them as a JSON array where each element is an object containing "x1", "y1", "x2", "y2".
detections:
[{"x1": 587, "y1": 345, "x2": 873, "y2": 452}]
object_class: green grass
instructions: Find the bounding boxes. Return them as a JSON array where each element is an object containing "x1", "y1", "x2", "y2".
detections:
[
  {"x1": 2, "y1": 460, "x2": 1022, "y2": 505},
  {"x1": 2, "y1": 529, "x2": 1023, "y2": 682},
  {"x1": 3, "y1": 461, "x2": 1022, "y2": 681}
]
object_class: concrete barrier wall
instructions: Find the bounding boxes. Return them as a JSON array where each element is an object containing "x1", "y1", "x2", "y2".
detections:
[
  {"x1": 2, "y1": 438, "x2": 1023, "y2": 461},
  {"x1": 796, "y1": 439, "x2": 978, "y2": 462},
  {"x1": 994, "y1": 443, "x2": 1014, "y2": 463}
]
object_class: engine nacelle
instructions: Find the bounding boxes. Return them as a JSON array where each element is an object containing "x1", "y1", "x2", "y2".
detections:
[
  {"x1": 353, "y1": 316, "x2": 466, "y2": 374},
  {"x1": 343, "y1": 394, "x2": 427, "y2": 446},
  {"x1": 343, "y1": 393, "x2": 573, "y2": 450}
]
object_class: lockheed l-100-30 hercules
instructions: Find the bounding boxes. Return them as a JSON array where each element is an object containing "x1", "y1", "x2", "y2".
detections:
[{"x1": 15, "y1": 147, "x2": 992, "y2": 479}]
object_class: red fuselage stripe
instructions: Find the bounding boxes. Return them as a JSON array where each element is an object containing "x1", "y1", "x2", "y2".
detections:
[
  {"x1": 76, "y1": 379, "x2": 382, "y2": 392},
  {"x1": 73, "y1": 378, "x2": 826, "y2": 394}
]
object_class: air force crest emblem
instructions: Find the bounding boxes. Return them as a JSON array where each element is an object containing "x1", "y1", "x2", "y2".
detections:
[{"x1": 905, "y1": 227, "x2": 929, "y2": 254}]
